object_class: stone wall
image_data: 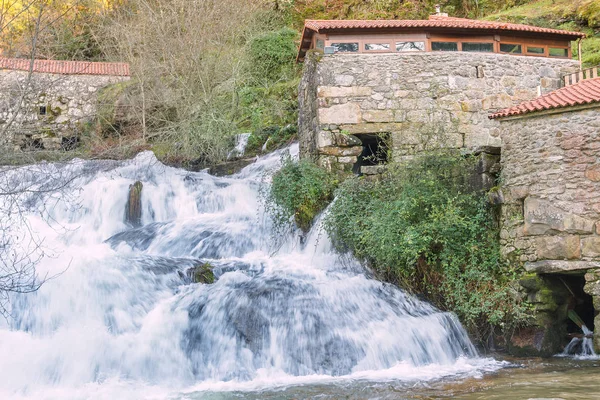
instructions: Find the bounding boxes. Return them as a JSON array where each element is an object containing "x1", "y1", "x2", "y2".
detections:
[
  {"x1": 498, "y1": 105, "x2": 600, "y2": 353},
  {"x1": 299, "y1": 51, "x2": 579, "y2": 173},
  {"x1": 0, "y1": 69, "x2": 128, "y2": 150}
]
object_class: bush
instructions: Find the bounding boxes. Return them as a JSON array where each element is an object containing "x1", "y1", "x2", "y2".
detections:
[
  {"x1": 247, "y1": 27, "x2": 299, "y2": 83},
  {"x1": 323, "y1": 152, "x2": 527, "y2": 340},
  {"x1": 268, "y1": 157, "x2": 337, "y2": 232}
]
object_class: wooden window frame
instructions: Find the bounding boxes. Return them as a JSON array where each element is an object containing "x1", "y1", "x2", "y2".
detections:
[
  {"x1": 461, "y1": 42, "x2": 495, "y2": 53},
  {"x1": 395, "y1": 40, "x2": 426, "y2": 52},
  {"x1": 499, "y1": 43, "x2": 523, "y2": 55},
  {"x1": 548, "y1": 47, "x2": 569, "y2": 58},
  {"x1": 363, "y1": 41, "x2": 393, "y2": 53}
]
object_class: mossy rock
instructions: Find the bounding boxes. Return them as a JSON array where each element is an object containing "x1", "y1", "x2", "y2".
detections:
[{"x1": 188, "y1": 262, "x2": 215, "y2": 284}]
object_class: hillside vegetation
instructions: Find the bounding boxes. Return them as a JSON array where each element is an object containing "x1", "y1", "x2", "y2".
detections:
[{"x1": 1, "y1": 0, "x2": 598, "y2": 167}]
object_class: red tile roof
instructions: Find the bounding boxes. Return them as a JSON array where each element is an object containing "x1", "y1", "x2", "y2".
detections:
[
  {"x1": 490, "y1": 78, "x2": 600, "y2": 119},
  {"x1": 298, "y1": 15, "x2": 584, "y2": 60},
  {"x1": 0, "y1": 58, "x2": 130, "y2": 76},
  {"x1": 304, "y1": 15, "x2": 585, "y2": 38}
]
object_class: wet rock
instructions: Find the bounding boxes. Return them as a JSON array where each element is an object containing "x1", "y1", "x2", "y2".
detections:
[
  {"x1": 105, "y1": 222, "x2": 166, "y2": 250},
  {"x1": 125, "y1": 181, "x2": 143, "y2": 227}
]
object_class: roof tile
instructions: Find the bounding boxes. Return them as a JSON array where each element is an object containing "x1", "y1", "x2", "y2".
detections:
[
  {"x1": 0, "y1": 58, "x2": 130, "y2": 76},
  {"x1": 303, "y1": 15, "x2": 585, "y2": 38},
  {"x1": 490, "y1": 78, "x2": 600, "y2": 119}
]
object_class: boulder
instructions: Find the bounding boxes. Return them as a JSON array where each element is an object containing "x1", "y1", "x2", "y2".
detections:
[{"x1": 125, "y1": 181, "x2": 143, "y2": 227}]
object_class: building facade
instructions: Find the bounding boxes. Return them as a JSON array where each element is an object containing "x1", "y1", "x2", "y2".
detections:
[
  {"x1": 0, "y1": 58, "x2": 130, "y2": 151},
  {"x1": 297, "y1": 15, "x2": 583, "y2": 176}
]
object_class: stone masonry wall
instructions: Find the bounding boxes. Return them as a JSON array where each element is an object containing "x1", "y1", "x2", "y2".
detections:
[
  {"x1": 498, "y1": 106, "x2": 600, "y2": 353},
  {"x1": 299, "y1": 51, "x2": 579, "y2": 173},
  {"x1": 0, "y1": 69, "x2": 128, "y2": 150}
]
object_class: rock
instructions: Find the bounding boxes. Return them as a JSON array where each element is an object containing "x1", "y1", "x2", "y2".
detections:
[
  {"x1": 125, "y1": 181, "x2": 143, "y2": 227},
  {"x1": 317, "y1": 86, "x2": 372, "y2": 98},
  {"x1": 585, "y1": 165, "x2": 600, "y2": 182},
  {"x1": 187, "y1": 262, "x2": 215, "y2": 284},
  {"x1": 318, "y1": 103, "x2": 361, "y2": 125},
  {"x1": 581, "y1": 236, "x2": 600, "y2": 257},
  {"x1": 319, "y1": 145, "x2": 363, "y2": 157},
  {"x1": 524, "y1": 260, "x2": 600, "y2": 274},
  {"x1": 487, "y1": 187, "x2": 504, "y2": 205},
  {"x1": 524, "y1": 197, "x2": 594, "y2": 235},
  {"x1": 535, "y1": 235, "x2": 581, "y2": 260}
]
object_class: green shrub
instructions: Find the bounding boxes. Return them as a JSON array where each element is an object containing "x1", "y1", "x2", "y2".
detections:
[
  {"x1": 323, "y1": 152, "x2": 527, "y2": 340},
  {"x1": 247, "y1": 27, "x2": 299, "y2": 83},
  {"x1": 268, "y1": 157, "x2": 337, "y2": 232}
]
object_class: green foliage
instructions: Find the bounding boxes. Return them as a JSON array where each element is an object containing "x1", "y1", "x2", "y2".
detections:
[
  {"x1": 237, "y1": 77, "x2": 300, "y2": 133},
  {"x1": 323, "y1": 152, "x2": 527, "y2": 339},
  {"x1": 268, "y1": 157, "x2": 337, "y2": 232},
  {"x1": 246, "y1": 124, "x2": 297, "y2": 155},
  {"x1": 247, "y1": 27, "x2": 299, "y2": 83}
]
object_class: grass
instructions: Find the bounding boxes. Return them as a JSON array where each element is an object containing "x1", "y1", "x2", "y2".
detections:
[{"x1": 483, "y1": 0, "x2": 600, "y2": 67}]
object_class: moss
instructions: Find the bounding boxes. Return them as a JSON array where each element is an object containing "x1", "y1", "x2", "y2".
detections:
[{"x1": 191, "y1": 263, "x2": 215, "y2": 284}]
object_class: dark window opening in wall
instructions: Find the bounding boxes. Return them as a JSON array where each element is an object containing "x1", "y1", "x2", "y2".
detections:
[
  {"x1": 353, "y1": 133, "x2": 389, "y2": 174},
  {"x1": 365, "y1": 43, "x2": 390, "y2": 51},
  {"x1": 549, "y1": 48, "x2": 568, "y2": 58},
  {"x1": 462, "y1": 42, "x2": 493, "y2": 52},
  {"x1": 542, "y1": 274, "x2": 595, "y2": 347},
  {"x1": 331, "y1": 42, "x2": 359, "y2": 52},
  {"x1": 500, "y1": 43, "x2": 522, "y2": 54},
  {"x1": 316, "y1": 39, "x2": 325, "y2": 50},
  {"x1": 431, "y1": 42, "x2": 458, "y2": 51},
  {"x1": 527, "y1": 46, "x2": 545, "y2": 55},
  {"x1": 396, "y1": 41, "x2": 425, "y2": 51},
  {"x1": 61, "y1": 136, "x2": 79, "y2": 151},
  {"x1": 39, "y1": 105, "x2": 47, "y2": 115},
  {"x1": 21, "y1": 135, "x2": 45, "y2": 151}
]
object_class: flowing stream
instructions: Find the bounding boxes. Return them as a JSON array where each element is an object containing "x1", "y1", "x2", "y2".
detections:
[{"x1": 0, "y1": 145, "x2": 504, "y2": 399}]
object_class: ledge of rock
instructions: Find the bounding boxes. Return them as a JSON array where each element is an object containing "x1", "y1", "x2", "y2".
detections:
[{"x1": 524, "y1": 260, "x2": 600, "y2": 274}]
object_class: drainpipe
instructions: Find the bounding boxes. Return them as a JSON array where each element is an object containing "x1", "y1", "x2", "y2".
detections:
[{"x1": 578, "y1": 38, "x2": 583, "y2": 71}]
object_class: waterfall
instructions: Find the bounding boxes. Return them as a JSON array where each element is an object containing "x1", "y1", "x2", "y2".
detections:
[
  {"x1": 0, "y1": 144, "x2": 500, "y2": 399},
  {"x1": 560, "y1": 325, "x2": 597, "y2": 359}
]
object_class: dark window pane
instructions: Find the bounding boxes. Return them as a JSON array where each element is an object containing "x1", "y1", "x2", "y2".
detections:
[
  {"x1": 527, "y1": 46, "x2": 545, "y2": 54},
  {"x1": 500, "y1": 43, "x2": 522, "y2": 54},
  {"x1": 316, "y1": 39, "x2": 324, "y2": 50},
  {"x1": 365, "y1": 43, "x2": 390, "y2": 51},
  {"x1": 462, "y1": 42, "x2": 494, "y2": 52},
  {"x1": 549, "y1": 47, "x2": 568, "y2": 57},
  {"x1": 396, "y1": 41, "x2": 425, "y2": 51},
  {"x1": 331, "y1": 43, "x2": 359, "y2": 52},
  {"x1": 431, "y1": 42, "x2": 458, "y2": 51}
]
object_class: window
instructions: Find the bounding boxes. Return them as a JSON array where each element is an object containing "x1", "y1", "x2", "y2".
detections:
[
  {"x1": 316, "y1": 39, "x2": 325, "y2": 50},
  {"x1": 527, "y1": 46, "x2": 545, "y2": 55},
  {"x1": 365, "y1": 43, "x2": 390, "y2": 51},
  {"x1": 396, "y1": 41, "x2": 425, "y2": 52},
  {"x1": 39, "y1": 105, "x2": 47, "y2": 115},
  {"x1": 549, "y1": 47, "x2": 568, "y2": 58},
  {"x1": 462, "y1": 42, "x2": 494, "y2": 52},
  {"x1": 331, "y1": 42, "x2": 359, "y2": 52},
  {"x1": 500, "y1": 43, "x2": 522, "y2": 54},
  {"x1": 431, "y1": 42, "x2": 458, "y2": 51}
]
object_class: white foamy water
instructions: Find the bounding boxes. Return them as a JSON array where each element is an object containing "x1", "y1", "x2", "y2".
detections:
[{"x1": 0, "y1": 145, "x2": 502, "y2": 399}]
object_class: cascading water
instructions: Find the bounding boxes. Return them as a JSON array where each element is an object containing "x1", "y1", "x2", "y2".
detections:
[
  {"x1": 560, "y1": 325, "x2": 597, "y2": 359},
  {"x1": 0, "y1": 144, "x2": 501, "y2": 399}
]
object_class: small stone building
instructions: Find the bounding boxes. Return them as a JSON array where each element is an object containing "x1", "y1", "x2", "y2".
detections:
[
  {"x1": 297, "y1": 15, "x2": 583, "y2": 175},
  {"x1": 0, "y1": 58, "x2": 130, "y2": 151},
  {"x1": 491, "y1": 70, "x2": 600, "y2": 355}
]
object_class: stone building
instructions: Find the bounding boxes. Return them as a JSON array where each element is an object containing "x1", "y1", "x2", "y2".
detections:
[
  {"x1": 491, "y1": 71, "x2": 600, "y2": 355},
  {"x1": 0, "y1": 58, "x2": 130, "y2": 151},
  {"x1": 297, "y1": 15, "x2": 583, "y2": 175}
]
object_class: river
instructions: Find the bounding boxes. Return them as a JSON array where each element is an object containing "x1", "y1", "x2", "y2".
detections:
[{"x1": 0, "y1": 144, "x2": 593, "y2": 399}]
